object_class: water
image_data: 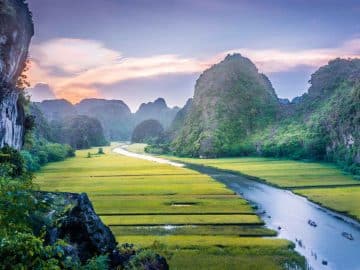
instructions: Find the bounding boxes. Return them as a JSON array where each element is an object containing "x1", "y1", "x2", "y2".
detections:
[
  {"x1": 114, "y1": 146, "x2": 360, "y2": 270},
  {"x1": 113, "y1": 145, "x2": 184, "y2": 167},
  {"x1": 190, "y1": 165, "x2": 360, "y2": 270}
]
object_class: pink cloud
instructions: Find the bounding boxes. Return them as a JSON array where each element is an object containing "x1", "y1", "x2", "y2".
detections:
[{"x1": 27, "y1": 37, "x2": 360, "y2": 102}]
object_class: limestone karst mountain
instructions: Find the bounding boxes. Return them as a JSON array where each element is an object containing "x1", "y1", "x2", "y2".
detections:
[
  {"x1": 0, "y1": 0, "x2": 33, "y2": 149},
  {"x1": 172, "y1": 54, "x2": 279, "y2": 157},
  {"x1": 134, "y1": 97, "x2": 180, "y2": 128}
]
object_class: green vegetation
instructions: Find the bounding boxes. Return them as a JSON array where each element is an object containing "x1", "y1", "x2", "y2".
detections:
[
  {"x1": 125, "y1": 143, "x2": 148, "y2": 154},
  {"x1": 21, "y1": 139, "x2": 75, "y2": 172},
  {"x1": 30, "y1": 103, "x2": 109, "y2": 150},
  {"x1": 36, "y1": 146, "x2": 305, "y2": 269},
  {"x1": 166, "y1": 157, "x2": 360, "y2": 188},
  {"x1": 0, "y1": 146, "x2": 108, "y2": 269},
  {"x1": 295, "y1": 187, "x2": 360, "y2": 220},
  {"x1": 167, "y1": 57, "x2": 359, "y2": 174},
  {"x1": 165, "y1": 155, "x2": 360, "y2": 221},
  {"x1": 171, "y1": 54, "x2": 279, "y2": 158},
  {"x1": 131, "y1": 119, "x2": 164, "y2": 143}
]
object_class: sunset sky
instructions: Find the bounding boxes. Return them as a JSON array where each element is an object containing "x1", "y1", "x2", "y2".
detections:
[{"x1": 27, "y1": 0, "x2": 360, "y2": 111}]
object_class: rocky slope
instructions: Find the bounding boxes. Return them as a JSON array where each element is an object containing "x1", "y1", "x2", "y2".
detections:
[
  {"x1": 172, "y1": 54, "x2": 279, "y2": 157},
  {"x1": 251, "y1": 59, "x2": 360, "y2": 173},
  {"x1": 34, "y1": 191, "x2": 168, "y2": 269},
  {"x1": 0, "y1": 0, "x2": 33, "y2": 149},
  {"x1": 171, "y1": 57, "x2": 359, "y2": 173}
]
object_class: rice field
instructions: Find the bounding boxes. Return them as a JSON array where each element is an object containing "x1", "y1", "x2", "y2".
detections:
[
  {"x1": 294, "y1": 186, "x2": 360, "y2": 220},
  {"x1": 35, "y1": 145, "x2": 305, "y2": 269},
  {"x1": 163, "y1": 153, "x2": 360, "y2": 221}
]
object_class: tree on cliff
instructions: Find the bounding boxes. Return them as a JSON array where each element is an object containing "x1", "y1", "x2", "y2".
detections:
[{"x1": 131, "y1": 119, "x2": 164, "y2": 143}]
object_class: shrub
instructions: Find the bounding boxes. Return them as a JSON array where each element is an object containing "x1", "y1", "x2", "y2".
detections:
[{"x1": 125, "y1": 249, "x2": 167, "y2": 270}]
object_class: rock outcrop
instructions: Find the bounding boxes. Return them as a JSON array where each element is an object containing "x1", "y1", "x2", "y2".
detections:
[
  {"x1": 0, "y1": 0, "x2": 33, "y2": 149},
  {"x1": 172, "y1": 54, "x2": 279, "y2": 157},
  {"x1": 36, "y1": 192, "x2": 169, "y2": 269}
]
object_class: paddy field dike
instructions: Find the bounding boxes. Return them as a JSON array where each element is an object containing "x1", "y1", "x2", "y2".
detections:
[
  {"x1": 35, "y1": 145, "x2": 305, "y2": 270},
  {"x1": 165, "y1": 155, "x2": 360, "y2": 222}
]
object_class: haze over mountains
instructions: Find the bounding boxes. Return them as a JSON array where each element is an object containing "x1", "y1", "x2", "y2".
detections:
[
  {"x1": 30, "y1": 53, "x2": 359, "y2": 174},
  {"x1": 33, "y1": 97, "x2": 180, "y2": 140}
]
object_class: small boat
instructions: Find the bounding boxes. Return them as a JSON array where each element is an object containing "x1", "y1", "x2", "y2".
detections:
[
  {"x1": 342, "y1": 232, "x2": 354, "y2": 240},
  {"x1": 308, "y1": 219, "x2": 317, "y2": 227}
]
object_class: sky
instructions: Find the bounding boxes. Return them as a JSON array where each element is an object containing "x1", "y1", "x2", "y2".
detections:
[{"x1": 26, "y1": 0, "x2": 360, "y2": 111}]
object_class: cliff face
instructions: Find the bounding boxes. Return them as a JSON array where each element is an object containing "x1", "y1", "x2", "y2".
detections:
[
  {"x1": 0, "y1": 0, "x2": 33, "y2": 149},
  {"x1": 172, "y1": 54, "x2": 279, "y2": 157}
]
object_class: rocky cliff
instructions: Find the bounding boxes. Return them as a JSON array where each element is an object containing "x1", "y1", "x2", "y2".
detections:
[
  {"x1": 34, "y1": 192, "x2": 168, "y2": 269},
  {"x1": 0, "y1": 0, "x2": 33, "y2": 149},
  {"x1": 172, "y1": 54, "x2": 279, "y2": 157},
  {"x1": 171, "y1": 57, "x2": 359, "y2": 173}
]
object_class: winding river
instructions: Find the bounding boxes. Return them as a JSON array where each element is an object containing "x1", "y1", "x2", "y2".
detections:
[{"x1": 113, "y1": 146, "x2": 360, "y2": 270}]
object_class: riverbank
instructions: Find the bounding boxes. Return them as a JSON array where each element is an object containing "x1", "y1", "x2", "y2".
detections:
[
  {"x1": 119, "y1": 144, "x2": 360, "y2": 269},
  {"x1": 35, "y1": 145, "x2": 306, "y2": 270},
  {"x1": 163, "y1": 155, "x2": 360, "y2": 223}
]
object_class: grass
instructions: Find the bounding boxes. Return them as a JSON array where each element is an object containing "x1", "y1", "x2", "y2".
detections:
[
  {"x1": 123, "y1": 143, "x2": 148, "y2": 154},
  {"x1": 116, "y1": 235, "x2": 290, "y2": 248},
  {"x1": 110, "y1": 225, "x2": 276, "y2": 236},
  {"x1": 35, "y1": 145, "x2": 305, "y2": 269},
  {"x1": 163, "y1": 155, "x2": 360, "y2": 221},
  {"x1": 294, "y1": 186, "x2": 360, "y2": 220},
  {"x1": 165, "y1": 156, "x2": 359, "y2": 188},
  {"x1": 92, "y1": 195, "x2": 253, "y2": 215},
  {"x1": 102, "y1": 213, "x2": 261, "y2": 226},
  {"x1": 164, "y1": 247, "x2": 303, "y2": 270}
]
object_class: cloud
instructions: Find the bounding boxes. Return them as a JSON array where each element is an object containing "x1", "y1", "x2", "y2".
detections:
[
  {"x1": 27, "y1": 37, "x2": 360, "y2": 103},
  {"x1": 222, "y1": 38, "x2": 360, "y2": 73},
  {"x1": 31, "y1": 38, "x2": 121, "y2": 73},
  {"x1": 26, "y1": 83, "x2": 56, "y2": 102}
]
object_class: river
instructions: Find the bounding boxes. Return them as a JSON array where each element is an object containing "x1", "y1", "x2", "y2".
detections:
[{"x1": 113, "y1": 146, "x2": 360, "y2": 270}]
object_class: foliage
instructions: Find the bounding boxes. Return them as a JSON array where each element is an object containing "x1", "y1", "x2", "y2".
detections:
[
  {"x1": 54, "y1": 115, "x2": 109, "y2": 149},
  {"x1": 21, "y1": 139, "x2": 75, "y2": 172},
  {"x1": 171, "y1": 54, "x2": 279, "y2": 157},
  {"x1": 0, "y1": 146, "x2": 110, "y2": 269},
  {"x1": 125, "y1": 249, "x2": 162, "y2": 270},
  {"x1": 131, "y1": 119, "x2": 164, "y2": 144},
  {"x1": 36, "y1": 146, "x2": 305, "y2": 270},
  {"x1": 30, "y1": 104, "x2": 109, "y2": 150},
  {"x1": 169, "y1": 58, "x2": 359, "y2": 174},
  {"x1": 0, "y1": 145, "x2": 25, "y2": 177}
]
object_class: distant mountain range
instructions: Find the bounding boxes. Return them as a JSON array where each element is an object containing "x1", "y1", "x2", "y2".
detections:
[{"x1": 33, "y1": 97, "x2": 179, "y2": 140}]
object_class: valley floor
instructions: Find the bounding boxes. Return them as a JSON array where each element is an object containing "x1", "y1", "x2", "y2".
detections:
[
  {"x1": 35, "y1": 145, "x2": 305, "y2": 270},
  {"x1": 164, "y1": 155, "x2": 360, "y2": 222}
]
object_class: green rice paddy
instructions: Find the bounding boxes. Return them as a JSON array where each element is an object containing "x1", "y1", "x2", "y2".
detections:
[
  {"x1": 163, "y1": 153, "x2": 360, "y2": 221},
  {"x1": 35, "y1": 145, "x2": 305, "y2": 269}
]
